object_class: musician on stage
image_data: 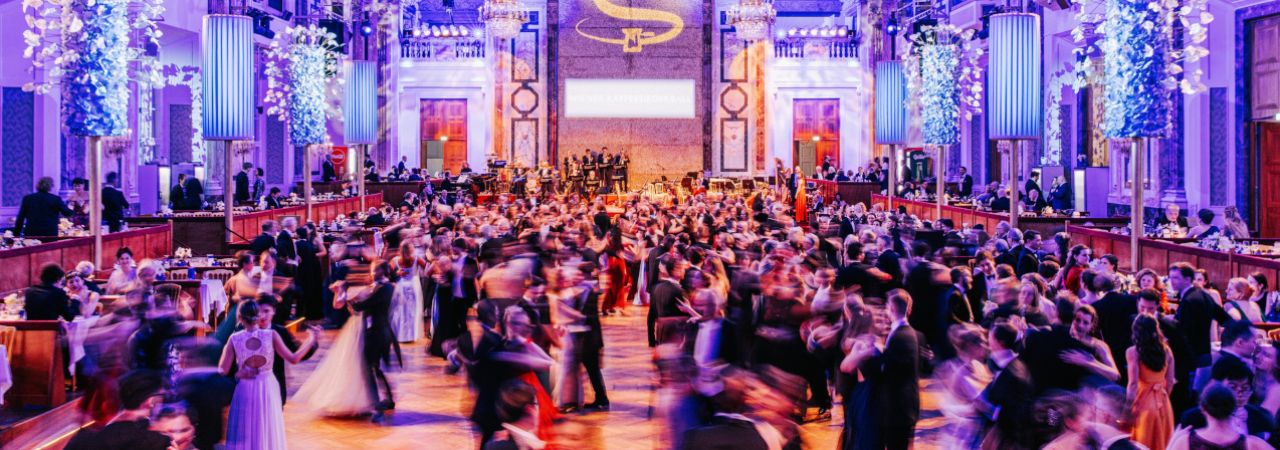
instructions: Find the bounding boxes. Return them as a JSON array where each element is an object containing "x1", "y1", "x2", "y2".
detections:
[{"x1": 582, "y1": 152, "x2": 597, "y2": 197}]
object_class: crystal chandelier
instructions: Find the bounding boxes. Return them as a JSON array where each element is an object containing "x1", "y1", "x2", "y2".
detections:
[
  {"x1": 727, "y1": 0, "x2": 777, "y2": 42},
  {"x1": 479, "y1": 0, "x2": 528, "y2": 40}
]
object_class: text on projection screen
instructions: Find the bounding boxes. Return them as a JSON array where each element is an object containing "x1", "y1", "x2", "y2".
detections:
[{"x1": 565, "y1": 79, "x2": 695, "y2": 119}]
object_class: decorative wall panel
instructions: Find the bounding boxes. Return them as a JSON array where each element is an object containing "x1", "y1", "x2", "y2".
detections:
[
  {"x1": 169, "y1": 104, "x2": 194, "y2": 164},
  {"x1": 2, "y1": 88, "x2": 34, "y2": 206}
]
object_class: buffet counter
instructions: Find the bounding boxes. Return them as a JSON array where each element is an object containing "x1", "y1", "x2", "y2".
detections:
[
  {"x1": 295, "y1": 181, "x2": 423, "y2": 206},
  {"x1": 128, "y1": 194, "x2": 382, "y2": 255},
  {"x1": 1067, "y1": 225, "x2": 1280, "y2": 289},
  {"x1": 0, "y1": 224, "x2": 172, "y2": 293},
  {"x1": 812, "y1": 180, "x2": 880, "y2": 208},
  {"x1": 871, "y1": 195, "x2": 1130, "y2": 237}
]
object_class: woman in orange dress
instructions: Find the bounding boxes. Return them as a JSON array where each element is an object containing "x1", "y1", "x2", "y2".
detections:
[
  {"x1": 1127, "y1": 313, "x2": 1175, "y2": 450},
  {"x1": 794, "y1": 167, "x2": 808, "y2": 224}
]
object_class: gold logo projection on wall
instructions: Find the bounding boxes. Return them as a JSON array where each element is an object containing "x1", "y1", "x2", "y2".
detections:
[{"x1": 575, "y1": 0, "x2": 684, "y2": 53}]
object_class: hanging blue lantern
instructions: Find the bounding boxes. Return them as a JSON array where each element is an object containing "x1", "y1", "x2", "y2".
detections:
[
  {"x1": 344, "y1": 60, "x2": 378, "y2": 145},
  {"x1": 875, "y1": 61, "x2": 907, "y2": 145},
  {"x1": 988, "y1": 12, "x2": 1042, "y2": 140},
  {"x1": 201, "y1": 15, "x2": 254, "y2": 141}
]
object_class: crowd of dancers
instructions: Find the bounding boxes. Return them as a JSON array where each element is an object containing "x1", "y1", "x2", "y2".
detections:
[{"x1": 38, "y1": 164, "x2": 1280, "y2": 450}]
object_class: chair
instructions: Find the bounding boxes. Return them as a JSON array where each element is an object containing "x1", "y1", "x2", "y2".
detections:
[
  {"x1": 167, "y1": 269, "x2": 189, "y2": 281},
  {"x1": 0, "y1": 325, "x2": 16, "y2": 351},
  {"x1": 217, "y1": 258, "x2": 237, "y2": 267},
  {"x1": 204, "y1": 269, "x2": 234, "y2": 282}
]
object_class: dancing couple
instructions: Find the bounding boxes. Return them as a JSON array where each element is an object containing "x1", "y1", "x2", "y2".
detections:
[{"x1": 294, "y1": 261, "x2": 399, "y2": 421}]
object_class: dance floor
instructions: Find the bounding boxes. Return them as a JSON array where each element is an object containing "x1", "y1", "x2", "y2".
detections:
[{"x1": 282, "y1": 312, "x2": 950, "y2": 449}]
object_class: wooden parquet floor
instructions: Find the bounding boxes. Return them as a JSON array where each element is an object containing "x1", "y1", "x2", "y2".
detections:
[{"x1": 282, "y1": 312, "x2": 947, "y2": 450}]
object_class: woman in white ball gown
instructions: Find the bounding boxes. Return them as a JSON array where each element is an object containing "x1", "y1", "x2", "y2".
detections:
[
  {"x1": 219, "y1": 300, "x2": 318, "y2": 450},
  {"x1": 292, "y1": 282, "x2": 378, "y2": 416},
  {"x1": 389, "y1": 240, "x2": 427, "y2": 343}
]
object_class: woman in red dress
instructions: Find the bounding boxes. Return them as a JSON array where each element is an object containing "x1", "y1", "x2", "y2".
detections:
[{"x1": 601, "y1": 229, "x2": 632, "y2": 316}]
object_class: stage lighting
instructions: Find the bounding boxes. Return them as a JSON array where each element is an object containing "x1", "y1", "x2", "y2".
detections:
[
  {"x1": 886, "y1": 19, "x2": 900, "y2": 36},
  {"x1": 360, "y1": 22, "x2": 374, "y2": 36}
]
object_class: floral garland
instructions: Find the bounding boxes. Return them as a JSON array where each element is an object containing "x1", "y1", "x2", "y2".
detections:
[
  {"x1": 62, "y1": 0, "x2": 131, "y2": 136},
  {"x1": 162, "y1": 65, "x2": 204, "y2": 164},
  {"x1": 263, "y1": 25, "x2": 343, "y2": 147},
  {"x1": 920, "y1": 44, "x2": 959, "y2": 145},
  {"x1": 1071, "y1": 0, "x2": 1212, "y2": 139},
  {"x1": 902, "y1": 25, "x2": 984, "y2": 122},
  {"x1": 22, "y1": 0, "x2": 165, "y2": 137},
  {"x1": 1043, "y1": 65, "x2": 1072, "y2": 165}
]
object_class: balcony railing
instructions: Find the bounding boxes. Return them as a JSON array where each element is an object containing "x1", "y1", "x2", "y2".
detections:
[
  {"x1": 400, "y1": 39, "x2": 486, "y2": 60},
  {"x1": 773, "y1": 39, "x2": 858, "y2": 59}
]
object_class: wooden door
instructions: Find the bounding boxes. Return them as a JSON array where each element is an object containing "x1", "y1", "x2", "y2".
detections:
[
  {"x1": 1258, "y1": 123, "x2": 1280, "y2": 237},
  {"x1": 793, "y1": 99, "x2": 840, "y2": 174},
  {"x1": 420, "y1": 99, "x2": 468, "y2": 174},
  {"x1": 1251, "y1": 16, "x2": 1280, "y2": 120},
  {"x1": 794, "y1": 141, "x2": 817, "y2": 177}
]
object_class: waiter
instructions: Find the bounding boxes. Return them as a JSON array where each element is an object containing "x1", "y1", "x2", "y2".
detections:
[
  {"x1": 103, "y1": 172, "x2": 129, "y2": 232},
  {"x1": 14, "y1": 177, "x2": 73, "y2": 237}
]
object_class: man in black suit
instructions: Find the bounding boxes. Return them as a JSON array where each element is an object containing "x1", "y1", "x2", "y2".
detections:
[
  {"x1": 958, "y1": 166, "x2": 974, "y2": 197},
  {"x1": 980, "y1": 322, "x2": 1036, "y2": 449},
  {"x1": 1024, "y1": 171, "x2": 1041, "y2": 198},
  {"x1": 1154, "y1": 203, "x2": 1190, "y2": 229},
  {"x1": 877, "y1": 290, "x2": 921, "y2": 450},
  {"x1": 1179, "y1": 357, "x2": 1276, "y2": 439},
  {"x1": 182, "y1": 176, "x2": 204, "y2": 210},
  {"x1": 905, "y1": 241, "x2": 950, "y2": 363},
  {"x1": 24, "y1": 264, "x2": 77, "y2": 321},
  {"x1": 1135, "y1": 289, "x2": 1196, "y2": 415},
  {"x1": 249, "y1": 220, "x2": 280, "y2": 256},
  {"x1": 276, "y1": 217, "x2": 299, "y2": 276},
  {"x1": 1192, "y1": 320, "x2": 1258, "y2": 392},
  {"x1": 102, "y1": 172, "x2": 129, "y2": 232},
  {"x1": 995, "y1": 229, "x2": 1040, "y2": 277},
  {"x1": 321, "y1": 154, "x2": 337, "y2": 183},
  {"x1": 169, "y1": 173, "x2": 187, "y2": 210},
  {"x1": 649, "y1": 253, "x2": 688, "y2": 346},
  {"x1": 233, "y1": 162, "x2": 252, "y2": 204},
  {"x1": 646, "y1": 237, "x2": 676, "y2": 346},
  {"x1": 1170, "y1": 262, "x2": 1230, "y2": 361},
  {"x1": 264, "y1": 187, "x2": 282, "y2": 209},
  {"x1": 680, "y1": 384, "x2": 772, "y2": 450},
  {"x1": 1091, "y1": 272, "x2": 1139, "y2": 384},
  {"x1": 990, "y1": 188, "x2": 1011, "y2": 212},
  {"x1": 351, "y1": 263, "x2": 398, "y2": 420},
  {"x1": 14, "y1": 176, "x2": 73, "y2": 237},
  {"x1": 874, "y1": 234, "x2": 904, "y2": 291}
]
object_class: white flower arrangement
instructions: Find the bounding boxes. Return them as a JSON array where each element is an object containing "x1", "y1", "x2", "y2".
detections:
[
  {"x1": 1044, "y1": 66, "x2": 1073, "y2": 165},
  {"x1": 903, "y1": 25, "x2": 984, "y2": 122},
  {"x1": 174, "y1": 247, "x2": 193, "y2": 259},
  {"x1": 263, "y1": 24, "x2": 343, "y2": 147}
]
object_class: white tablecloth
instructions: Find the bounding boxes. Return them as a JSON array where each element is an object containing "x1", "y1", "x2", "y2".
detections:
[
  {"x1": 200, "y1": 279, "x2": 228, "y2": 322},
  {"x1": 64, "y1": 316, "x2": 98, "y2": 367},
  {"x1": 0, "y1": 345, "x2": 12, "y2": 406}
]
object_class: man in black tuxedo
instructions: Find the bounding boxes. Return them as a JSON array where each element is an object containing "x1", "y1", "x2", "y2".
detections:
[
  {"x1": 1020, "y1": 299, "x2": 1092, "y2": 392},
  {"x1": 249, "y1": 220, "x2": 280, "y2": 256},
  {"x1": 321, "y1": 154, "x2": 337, "y2": 183},
  {"x1": 233, "y1": 162, "x2": 252, "y2": 204},
  {"x1": 1024, "y1": 171, "x2": 1041, "y2": 198},
  {"x1": 351, "y1": 263, "x2": 398, "y2": 420},
  {"x1": 905, "y1": 241, "x2": 951, "y2": 363},
  {"x1": 1192, "y1": 320, "x2": 1258, "y2": 392},
  {"x1": 1090, "y1": 273, "x2": 1138, "y2": 380},
  {"x1": 680, "y1": 385, "x2": 772, "y2": 450},
  {"x1": 264, "y1": 187, "x2": 282, "y2": 209},
  {"x1": 980, "y1": 322, "x2": 1036, "y2": 449},
  {"x1": 646, "y1": 237, "x2": 676, "y2": 346},
  {"x1": 1170, "y1": 262, "x2": 1230, "y2": 361},
  {"x1": 650, "y1": 253, "x2": 688, "y2": 345},
  {"x1": 874, "y1": 234, "x2": 904, "y2": 291},
  {"x1": 1135, "y1": 290, "x2": 1196, "y2": 414},
  {"x1": 995, "y1": 229, "x2": 1040, "y2": 277},
  {"x1": 24, "y1": 264, "x2": 77, "y2": 321},
  {"x1": 102, "y1": 172, "x2": 129, "y2": 232},
  {"x1": 64, "y1": 370, "x2": 170, "y2": 450},
  {"x1": 877, "y1": 290, "x2": 921, "y2": 450},
  {"x1": 14, "y1": 176, "x2": 72, "y2": 237},
  {"x1": 1154, "y1": 203, "x2": 1191, "y2": 231},
  {"x1": 958, "y1": 166, "x2": 974, "y2": 197},
  {"x1": 169, "y1": 173, "x2": 187, "y2": 210},
  {"x1": 990, "y1": 189, "x2": 1012, "y2": 212}
]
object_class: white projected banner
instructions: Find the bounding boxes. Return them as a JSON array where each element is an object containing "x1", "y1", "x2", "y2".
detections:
[{"x1": 565, "y1": 79, "x2": 695, "y2": 119}]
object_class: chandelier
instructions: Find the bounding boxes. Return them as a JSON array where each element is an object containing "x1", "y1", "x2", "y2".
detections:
[
  {"x1": 727, "y1": 0, "x2": 777, "y2": 42},
  {"x1": 478, "y1": 0, "x2": 528, "y2": 40}
]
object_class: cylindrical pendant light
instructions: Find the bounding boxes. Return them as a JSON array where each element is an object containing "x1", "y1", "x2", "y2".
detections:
[
  {"x1": 201, "y1": 15, "x2": 254, "y2": 141},
  {"x1": 875, "y1": 61, "x2": 907, "y2": 145},
  {"x1": 988, "y1": 12, "x2": 1043, "y2": 140},
  {"x1": 344, "y1": 60, "x2": 378, "y2": 145}
]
